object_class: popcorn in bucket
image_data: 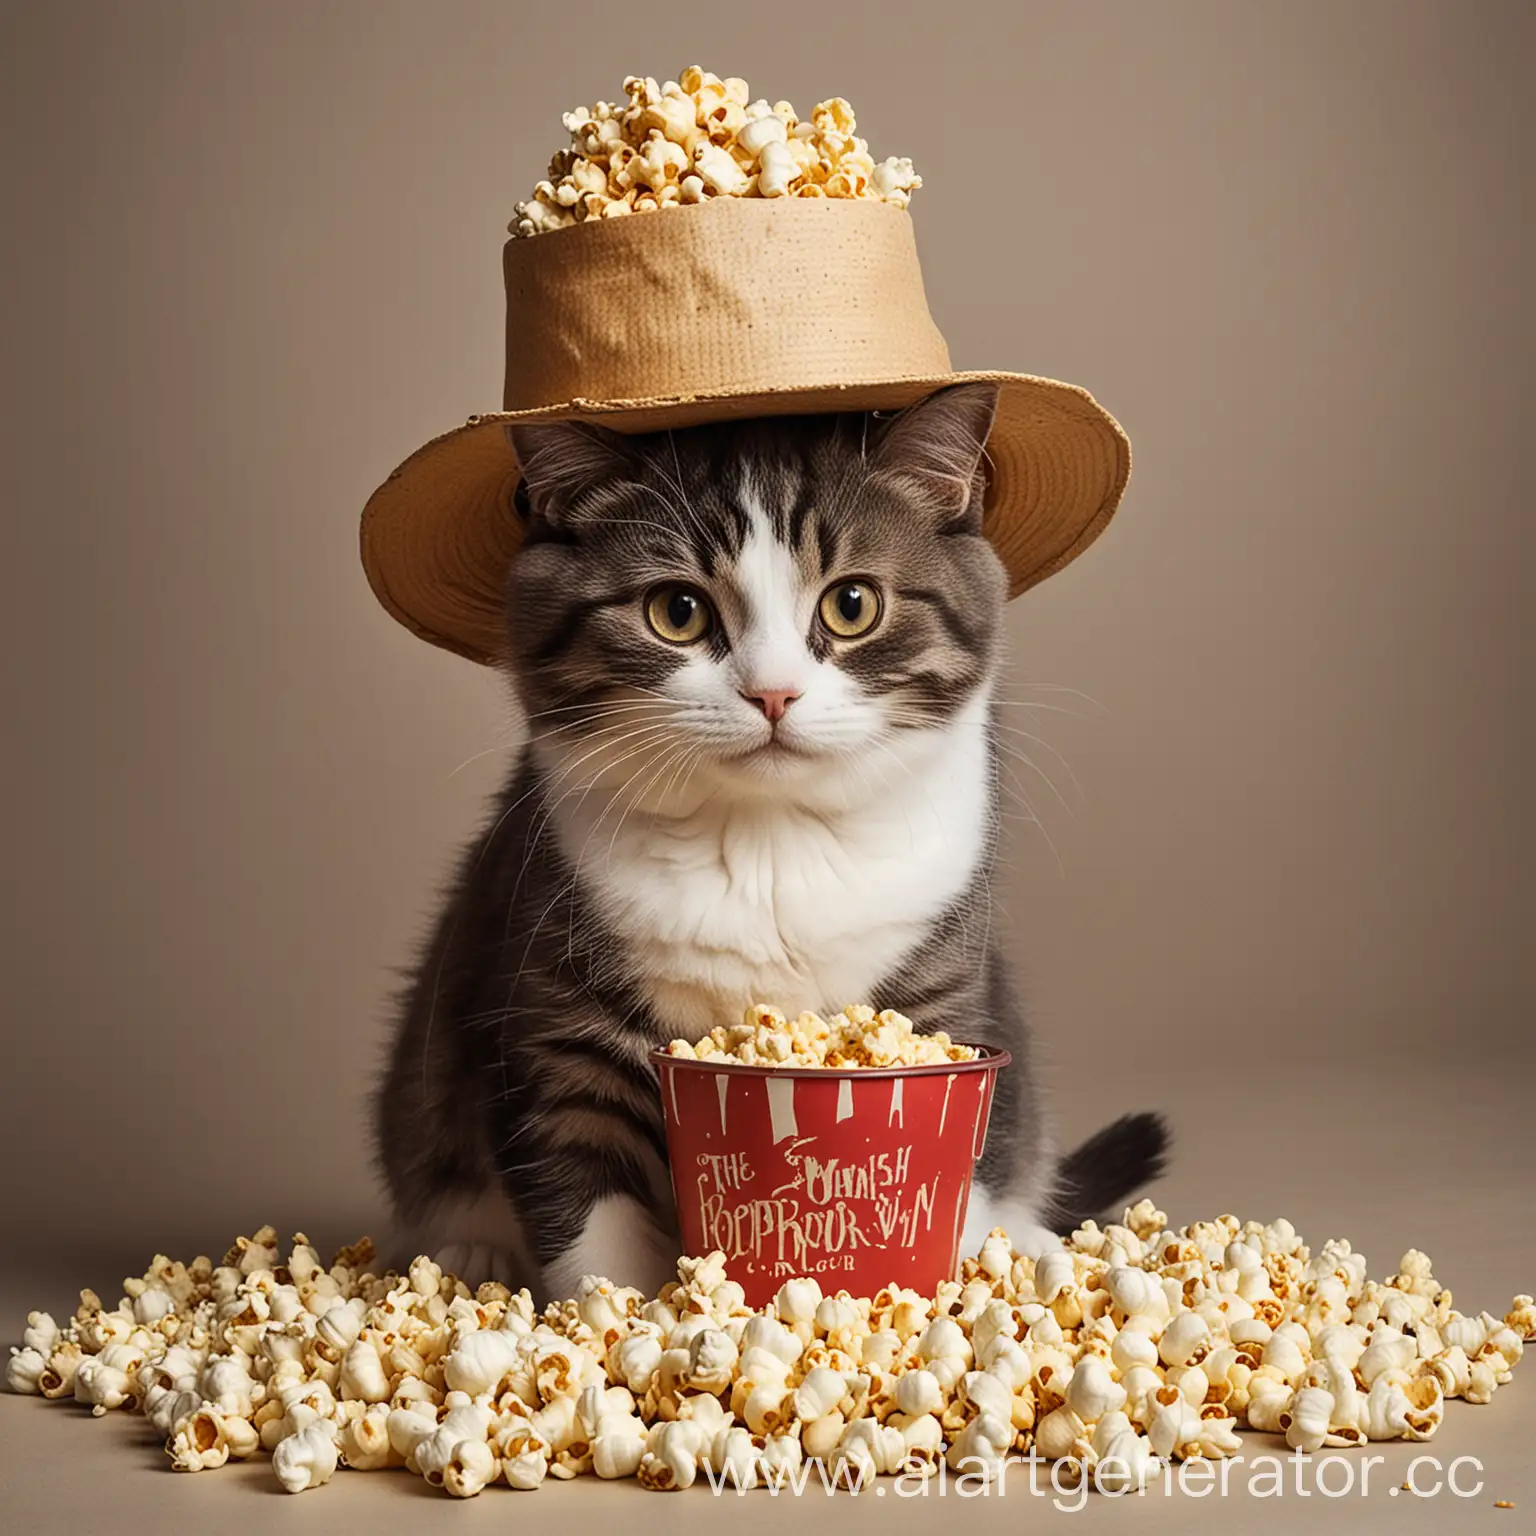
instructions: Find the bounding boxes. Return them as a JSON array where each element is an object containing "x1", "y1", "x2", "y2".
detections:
[{"x1": 655, "y1": 1006, "x2": 1008, "y2": 1305}]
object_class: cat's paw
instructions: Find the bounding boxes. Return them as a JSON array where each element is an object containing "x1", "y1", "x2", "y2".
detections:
[
  {"x1": 1005, "y1": 1221, "x2": 1065, "y2": 1259},
  {"x1": 433, "y1": 1243, "x2": 526, "y2": 1291},
  {"x1": 960, "y1": 1192, "x2": 1061, "y2": 1262},
  {"x1": 394, "y1": 1191, "x2": 532, "y2": 1291},
  {"x1": 541, "y1": 1195, "x2": 679, "y2": 1302}
]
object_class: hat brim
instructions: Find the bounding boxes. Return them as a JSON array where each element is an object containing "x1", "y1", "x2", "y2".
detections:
[{"x1": 360, "y1": 370, "x2": 1130, "y2": 666}]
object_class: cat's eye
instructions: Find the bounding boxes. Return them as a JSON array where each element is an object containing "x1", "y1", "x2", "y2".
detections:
[
  {"x1": 645, "y1": 583, "x2": 714, "y2": 645},
  {"x1": 819, "y1": 579, "x2": 883, "y2": 639}
]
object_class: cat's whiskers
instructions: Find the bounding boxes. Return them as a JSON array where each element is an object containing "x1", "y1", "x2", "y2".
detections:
[
  {"x1": 534, "y1": 728, "x2": 697, "y2": 995},
  {"x1": 990, "y1": 723, "x2": 1083, "y2": 807},
  {"x1": 991, "y1": 749, "x2": 1065, "y2": 872},
  {"x1": 505, "y1": 721, "x2": 687, "y2": 921},
  {"x1": 578, "y1": 512, "x2": 690, "y2": 543},
  {"x1": 555, "y1": 733, "x2": 696, "y2": 980},
  {"x1": 854, "y1": 733, "x2": 926, "y2": 854},
  {"x1": 599, "y1": 737, "x2": 700, "y2": 875},
  {"x1": 476, "y1": 713, "x2": 680, "y2": 872},
  {"x1": 524, "y1": 721, "x2": 683, "y2": 844},
  {"x1": 422, "y1": 714, "x2": 655, "y2": 1076},
  {"x1": 531, "y1": 705, "x2": 685, "y2": 746},
  {"x1": 814, "y1": 411, "x2": 884, "y2": 554},
  {"x1": 533, "y1": 706, "x2": 689, "y2": 743},
  {"x1": 880, "y1": 702, "x2": 1080, "y2": 813},
  {"x1": 669, "y1": 736, "x2": 711, "y2": 813},
  {"x1": 619, "y1": 681, "x2": 697, "y2": 706},
  {"x1": 827, "y1": 739, "x2": 899, "y2": 824},
  {"x1": 572, "y1": 733, "x2": 690, "y2": 853},
  {"x1": 982, "y1": 732, "x2": 1078, "y2": 819},
  {"x1": 526, "y1": 718, "x2": 684, "y2": 792},
  {"x1": 874, "y1": 702, "x2": 1070, "y2": 862},
  {"x1": 445, "y1": 730, "x2": 522, "y2": 781},
  {"x1": 499, "y1": 868, "x2": 591, "y2": 1051},
  {"x1": 990, "y1": 699, "x2": 1098, "y2": 723},
  {"x1": 547, "y1": 716, "x2": 694, "y2": 827},
  {"x1": 657, "y1": 432, "x2": 714, "y2": 545},
  {"x1": 523, "y1": 697, "x2": 686, "y2": 722},
  {"x1": 497, "y1": 723, "x2": 695, "y2": 1036},
  {"x1": 621, "y1": 465, "x2": 724, "y2": 566},
  {"x1": 648, "y1": 732, "x2": 706, "y2": 821},
  {"x1": 992, "y1": 681, "x2": 1108, "y2": 712}
]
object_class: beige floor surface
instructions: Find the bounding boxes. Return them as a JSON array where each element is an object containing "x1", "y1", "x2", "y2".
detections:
[{"x1": 4, "y1": 1047, "x2": 1532, "y2": 1532}]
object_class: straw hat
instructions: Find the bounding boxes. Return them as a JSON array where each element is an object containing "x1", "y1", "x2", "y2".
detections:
[{"x1": 360, "y1": 197, "x2": 1130, "y2": 666}]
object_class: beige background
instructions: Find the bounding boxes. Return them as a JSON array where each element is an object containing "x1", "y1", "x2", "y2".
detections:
[{"x1": 1, "y1": 0, "x2": 1533, "y2": 1525}]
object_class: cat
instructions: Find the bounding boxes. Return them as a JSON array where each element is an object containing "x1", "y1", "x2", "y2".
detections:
[{"x1": 374, "y1": 382, "x2": 1167, "y2": 1300}]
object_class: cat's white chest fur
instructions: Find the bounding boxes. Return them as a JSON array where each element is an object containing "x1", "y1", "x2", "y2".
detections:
[{"x1": 548, "y1": 703, "x2": 993, "y2": 1039}]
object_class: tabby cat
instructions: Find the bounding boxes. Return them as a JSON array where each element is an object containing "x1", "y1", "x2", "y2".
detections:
[{"x1": 375, "y1": 383, "x2": 1166, "y2": 1298}]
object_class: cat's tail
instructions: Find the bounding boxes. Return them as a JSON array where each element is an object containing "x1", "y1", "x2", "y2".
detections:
[{"x1": 1043, "y1": 1112, "x2": 1171, "y2": 1233}]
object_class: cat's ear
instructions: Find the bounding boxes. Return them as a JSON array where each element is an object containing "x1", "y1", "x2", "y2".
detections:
[
  {"x1": 870, "y1": 382, "x2": 999, "y2": 530},
  {"x1": 506, "y1": 419, "x2": 635, "y2": 525}
]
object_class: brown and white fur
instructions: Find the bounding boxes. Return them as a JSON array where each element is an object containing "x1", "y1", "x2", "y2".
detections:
[{"x1": 375, "y1": 384, "x2": 1166, "y2": 1299}]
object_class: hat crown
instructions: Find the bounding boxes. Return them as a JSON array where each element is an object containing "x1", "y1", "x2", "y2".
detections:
[{"x1": 501, "y1": 199, "x2": 952, "y2": 413}]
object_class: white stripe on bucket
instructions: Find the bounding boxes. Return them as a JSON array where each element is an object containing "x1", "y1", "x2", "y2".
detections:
[
  {"x1": 766, "y1": 1077, "x2": 798, "y2": 1143},
  {"x1": 938, "y1": 1073, "x2": 957, "y2": 1136},
  {"x1": 836, "y1": 1078, "x2": 854, "y2": 1123},
  {"x1": 972, "y1": 1076, "x2": 992, "y2": 1158},
  {"x1": 888, "y1": 1078, "x2": 904, "y2": 1128},
  {"x1": 715, "y1": 1075, "x2": 729, "y2": 1135}
]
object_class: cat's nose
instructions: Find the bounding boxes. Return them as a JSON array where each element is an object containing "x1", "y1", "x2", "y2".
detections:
[{"x1": 740, "y1": 688, "x2": 801, "y2": 723}]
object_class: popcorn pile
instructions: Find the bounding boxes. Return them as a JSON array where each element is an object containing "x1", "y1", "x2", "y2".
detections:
[
  {"x1": 667, "y1": 1003, "x2": 979, "y2": 1068},
  {"x1": 8, "y1": 1211, "x2": 1531, "y2": 1497},
  {"x1": 512, "y1": 67, "x2": 921, "y2": 237}
]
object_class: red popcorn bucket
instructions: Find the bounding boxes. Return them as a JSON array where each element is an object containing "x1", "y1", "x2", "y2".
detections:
[{"x1": 651, "y1": 1047, "x2": 1011, "y2": 1307}]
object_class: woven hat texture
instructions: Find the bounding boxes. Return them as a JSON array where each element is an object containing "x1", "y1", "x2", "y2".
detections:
[{"x1": 361, "y1": 197, "x2": 1129, "y2": 665}]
